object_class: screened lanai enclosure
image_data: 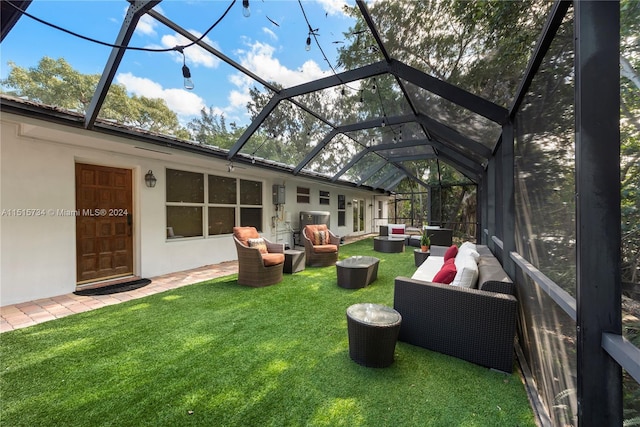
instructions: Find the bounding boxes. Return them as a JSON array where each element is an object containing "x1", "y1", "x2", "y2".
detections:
[{"x1": 1, "y1": 0, "x2": 639, "y2": 425}]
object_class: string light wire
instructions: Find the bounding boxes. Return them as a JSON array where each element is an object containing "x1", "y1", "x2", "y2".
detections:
[{"x1": 5, "y1": 0, "x2": 236, "y2": 54}]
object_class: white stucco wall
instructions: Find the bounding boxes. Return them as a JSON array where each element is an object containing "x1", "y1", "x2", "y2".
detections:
[{"x1": 0, "y1": 113, "x2": 385, "y2": 305}]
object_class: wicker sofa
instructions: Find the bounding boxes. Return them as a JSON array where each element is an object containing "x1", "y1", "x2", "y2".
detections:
[
  {"x1": 393, "y1": 244, "x2": 517, "y2": 373},
  {"x1": 379, "y1": 224, "x2": 453, "y2": 247}
]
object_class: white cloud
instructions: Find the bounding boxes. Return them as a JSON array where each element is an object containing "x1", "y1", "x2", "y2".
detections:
[
  {"x1": 228, "y1": 89, "x2": 251, "y2": 110},
  {"x1": 135, "y1": 13, "x2": 158, "y2": 36},
  {"x1": 238, "y1": 41, "x2": 330, "y2": 88},
  {"x1": 219, "y1": 40, "x2": 333, "y2": 123},
  {"x1": 317, "y1": 0, "x2": 349, "y2": 16},
  {"x1": 116, "y1": 72, "x2": 206, "y2": 118},
  {"x1": 144, "y1": 32, "x2": 221, "y2": 69},
  {"x1": 159, "y1": 33, "x2": 221, "y2": 69}
]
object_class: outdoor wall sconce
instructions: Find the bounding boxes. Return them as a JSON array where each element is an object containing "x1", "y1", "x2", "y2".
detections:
[
  {"x1": 347, "y1": 202, "x2": 352, "y2": 206},
  {"x1": 145, "y1": 170, "x2": 157, "y2": 188}
]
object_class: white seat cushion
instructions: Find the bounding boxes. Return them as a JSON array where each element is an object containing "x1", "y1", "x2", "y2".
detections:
[{"x1": 412, "y1": 256, "x2": 444, "y2": 282}]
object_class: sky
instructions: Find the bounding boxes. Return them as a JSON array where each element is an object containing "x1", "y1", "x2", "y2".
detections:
[{"x1": 0, "y1": 0, "x2": 359, "y2": 126}]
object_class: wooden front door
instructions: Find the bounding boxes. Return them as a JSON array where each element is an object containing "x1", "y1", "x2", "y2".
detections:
[{"x1": 76, "y1": 163, "x2": 133, "y2": 284}]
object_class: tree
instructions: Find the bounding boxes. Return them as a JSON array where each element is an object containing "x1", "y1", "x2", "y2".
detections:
[
  {"x1": 1, "y1": 57, "x2": 188, "y2": 137},
  {"x1": 186, "y1": 107, "x2": 245, "y2": 149}
]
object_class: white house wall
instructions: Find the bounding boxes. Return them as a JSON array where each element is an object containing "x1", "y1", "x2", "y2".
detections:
[{"x1": 0, "y1": 113, "x2": 384, "y2": 305}]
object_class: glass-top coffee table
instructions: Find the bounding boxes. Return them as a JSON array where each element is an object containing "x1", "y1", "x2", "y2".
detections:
[
  {"x1": 346, "y1": 303, "x2": 402, "y2": 367},
  {"x1": 336, "y1": 256, "x2": 379, "y2": 289}
]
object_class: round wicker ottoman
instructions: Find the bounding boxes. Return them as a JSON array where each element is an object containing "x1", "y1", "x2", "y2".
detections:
[{"x1": 346, "y1": 303, "x2": 402, "y2": 368}]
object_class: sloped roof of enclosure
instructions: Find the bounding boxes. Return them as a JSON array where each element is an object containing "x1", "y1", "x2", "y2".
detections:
[{"x1": 0, "y1": 0, "x2": 557, "y2": 192}]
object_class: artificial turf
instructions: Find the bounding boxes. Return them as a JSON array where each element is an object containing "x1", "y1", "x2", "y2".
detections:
[{"x1": 0, "y1": 238, "x2": 535, "y2": 426}]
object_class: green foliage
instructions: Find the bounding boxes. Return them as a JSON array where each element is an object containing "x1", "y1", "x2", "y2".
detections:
[
  {"x1": 420, "y1": 230, "x2": 431, "y2": 247},
  {"x1": 0, "y1": 239, "x2": 535, "y2": 427},
  {"x1": 620, "y1": 0, "x2": 640, "y2": 286},
  {"x1": 1, "y1": 57, "x2": 188, "y2": 137},
  {"x1": 186, "y1": 107, "x2": 246, "y2": 149}
]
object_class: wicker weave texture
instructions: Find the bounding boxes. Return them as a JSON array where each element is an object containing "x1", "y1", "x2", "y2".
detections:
[
  {"x1": 346, "y1": 307, "x2": 402, "y2": 368},
  {"x1": 394, "y1": 277, "x2": 517, "y2": 373},
  {"x1": 302, "y1": 226, "x2": 340, "y2": 267},
  {"x1": 336, "y1": 257, "x2": 379, "y2": 289},
  {"x1": 233, "y1": 236, "x2": 284, "y2": 287}
]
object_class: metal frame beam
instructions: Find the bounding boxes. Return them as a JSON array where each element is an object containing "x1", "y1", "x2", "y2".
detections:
[
  {"x1": 370, "y1": 168, "x2": 399, "y2": 189},
  {"x1": 509, "y1": 0, "x2": 571, "y2": 118},
  {"x1": 227, "y1": 96, "x2": 280, "y2": 158},
  {"x1": 1, "y1": 0, "x2": 32, "y2": 42},
  {"x1": 85, "y1": 0, "x2": 160, "y2": 129},
  {"x1": 147, "y1": 9, "x2": 278, "y2": 92},
  {"x1": 357, "y1": 161, "x2": 387, "y2": 185},
  {"x1": 383, "y1": 154, "x2": 436, "y2": 163},
  {"x1": 390, "y1": 60, "x2": 509, "y2": 125},
  {"x1": 574, "y1": 1, "x2": 622, "y2": 425},
  {"x1": 279, "y1": 61, "x2": 388, "y2": 99},
  {"x1": 293, "y1": 130, "x2": 337, "y2": 174}
]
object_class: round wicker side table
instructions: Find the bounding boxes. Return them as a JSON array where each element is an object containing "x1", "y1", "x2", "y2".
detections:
[{"x1": 346, "y1": 303, "x2": 402, "y2": 368}]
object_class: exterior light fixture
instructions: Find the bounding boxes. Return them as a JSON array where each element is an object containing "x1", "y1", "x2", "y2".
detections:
[
  {"x1": 242, "y1": 0, "x2": 250, "y2": 17},
  {"x1": 228, "y1": 163, "x2": 235, "y2": 172},
  {"x1": 305, "y1": 35, "x2": 311, "y2": 51},
  {"x1": 145, "y1": 170, "x2": 157, "y2": 188}
]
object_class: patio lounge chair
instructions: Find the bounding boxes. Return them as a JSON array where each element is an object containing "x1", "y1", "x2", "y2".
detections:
[
  {"x1": 302, "y1": 224, "x2": 340, "y2": 267},
  {"x1": 232, "y1": 226, "x2": 285, "y2": 287}
]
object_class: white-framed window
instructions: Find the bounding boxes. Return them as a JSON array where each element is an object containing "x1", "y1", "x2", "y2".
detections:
[{"x1": 166, "y1": 168, "x2": 262, "y2": 238}]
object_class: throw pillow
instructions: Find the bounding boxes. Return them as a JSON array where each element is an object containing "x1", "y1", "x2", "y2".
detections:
[
  {"x1": 313, "y1": 230, "x2": 327, "y2": 245},
  {"x1": 391, "y1": 227, "x2": 404, "y2": 235},
  {"x1": 248, "y1": 237, "x2": 268, "y2": 254},
  {"x1": 432, "y1": 262, "x2": 457, "y2": 284},
  {"x1": 444, "y1": 245, "x2": 458, "y2": 261},
  {"x1": 452, "y1": 257, "x2": 479, "y2": 288}
]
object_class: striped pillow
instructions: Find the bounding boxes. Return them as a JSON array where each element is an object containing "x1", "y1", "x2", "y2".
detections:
[
  {"x1": 248, "y1": 237, "x2": 268, "y2": 254},
  {"x1": 313, "y1": 230, "x2": 327, "y2": 245}
]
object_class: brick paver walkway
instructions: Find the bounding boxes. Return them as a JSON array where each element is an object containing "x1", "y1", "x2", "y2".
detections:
[{"x1": 0, "y1": 261, "x2": 238, "y2": 333}]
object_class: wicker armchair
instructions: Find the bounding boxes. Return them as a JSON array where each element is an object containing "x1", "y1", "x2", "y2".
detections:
[
  {"x1": 232, "y1": 226, "x2": 285, "y2": 287},
  {"x1": 302, "y1": 224, "x2": 340, "y2": 267}
]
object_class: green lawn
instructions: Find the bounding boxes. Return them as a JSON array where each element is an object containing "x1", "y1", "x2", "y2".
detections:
[{"x1": 0, "y1": 238, "x2": 534, "y2": 426}]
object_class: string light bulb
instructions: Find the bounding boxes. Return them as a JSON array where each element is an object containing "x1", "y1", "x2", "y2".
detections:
[
  {"x1": 182, "y1": 65, "x2": 194, "y2": 90},
  {"x1": 305, "y1": 35, "x2": 311, "y2": 51},
  {"x1": 177, "y1": 49, "x2": 194, "y2": 90},
  {"x1": 242, "y1": 0, "x2": 250, "y2": 17}
]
